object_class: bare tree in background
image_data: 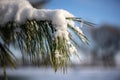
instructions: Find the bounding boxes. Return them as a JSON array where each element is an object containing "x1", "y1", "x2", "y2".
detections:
[{"x1": 91, "y1": 25, "x2": 120, "y2": 67}]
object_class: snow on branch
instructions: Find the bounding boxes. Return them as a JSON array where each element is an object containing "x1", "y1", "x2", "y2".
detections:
[
  {"x1": 0, "y1": 0, "x2": 76, "y2": 39},
  {"x1": 0, "y1": 0, "x2": 89, "y2": 73}
]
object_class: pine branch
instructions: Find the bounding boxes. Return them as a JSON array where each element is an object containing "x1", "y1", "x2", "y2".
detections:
[{"x1": 0, "y1": 18, "x2": 94, "y2": 78}]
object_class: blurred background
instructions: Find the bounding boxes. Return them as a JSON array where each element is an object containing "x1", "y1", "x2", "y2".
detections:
[{"x1": 0, "y1": 0, "x2": 120, "y2": 80}]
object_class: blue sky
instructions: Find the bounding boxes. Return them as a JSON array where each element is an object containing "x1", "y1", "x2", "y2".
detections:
[{"x1": 45, "y1": 0, "x2": 120, "y2": 26}]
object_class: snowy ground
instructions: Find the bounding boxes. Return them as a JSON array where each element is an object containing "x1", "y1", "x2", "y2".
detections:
[{"x1": 0, "y1": 67, "x2": 120, "y2": 80}]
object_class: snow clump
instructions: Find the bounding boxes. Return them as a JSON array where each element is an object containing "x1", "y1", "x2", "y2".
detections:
[{"x1": 0, "y1": 0, "x2": 83, "y2": 55}]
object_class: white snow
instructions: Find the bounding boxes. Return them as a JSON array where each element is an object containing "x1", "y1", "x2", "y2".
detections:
[
  {"x1": 0, "y1": 0, "x2": 74, "y2": 26},
  {"x1": 1, "y1": 67, "x2": 120, "y2": 80},
  {"x1": 0, "y1": 0, "x2": 74, "y2": 36},
  {"x1": 0, "y1": 0, "x2": 83, "y2": 55},
  {"x1": 55, "y1": 50, "x2": 62, "y2": 58},
  {"x1": 75, "y1": 26, "x2": 83, "y2": 34}
]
